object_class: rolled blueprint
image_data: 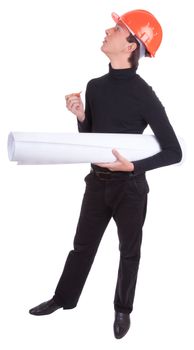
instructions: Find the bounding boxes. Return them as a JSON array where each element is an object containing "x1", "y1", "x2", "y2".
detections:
[{"x1": 8, "y1": 132, "x2": 161, "y2": 165}]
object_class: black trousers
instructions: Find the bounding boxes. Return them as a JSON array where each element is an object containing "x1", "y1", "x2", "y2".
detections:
[{"x1": 53, "y1": 167, "x2": 149, "y2": 314}]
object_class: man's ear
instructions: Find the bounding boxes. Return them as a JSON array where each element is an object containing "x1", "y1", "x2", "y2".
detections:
[{"x1": 128, "y1": 42, "x2": 137, "y2": 53}]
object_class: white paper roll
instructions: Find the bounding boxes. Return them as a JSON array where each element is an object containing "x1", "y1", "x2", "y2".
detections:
[{"x1": 7, "y1": 132, "x2": 161, "y2": 165}]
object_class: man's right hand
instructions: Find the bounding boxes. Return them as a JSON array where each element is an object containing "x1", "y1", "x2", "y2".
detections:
[{"x1": 65, "y1": 92, "x2": 85, "y2": 122}]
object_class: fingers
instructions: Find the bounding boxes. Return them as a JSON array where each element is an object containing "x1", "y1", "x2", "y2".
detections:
[
  {"x1": 112, "y1": 148, "x2": 124, "y2": 161},
  {"x1": 65, "y1": 91, "x2": 82, "y2": 102},
  {"x1": 95, "y1": 162, "x2": 118, "y2": 171},
  {"x1": 95, "y1": 149, "x2": 122, "y2": 170},
  {"x1": 65, "y1": 96, "x2": 81, "y2": 108},
  {"x1": 65, "y1": 92, "x2": 83, "y2": 114},
  {"x1": 95, "y1": 162, "x2": 112, "y2": 168},
  {"x1": 66, "y1": 98, "x2": 81, "y2": 112}
]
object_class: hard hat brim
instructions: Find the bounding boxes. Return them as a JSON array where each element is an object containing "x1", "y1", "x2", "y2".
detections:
[{"x1": 111, "y1": 12, "x2": 135, "y2": 35}]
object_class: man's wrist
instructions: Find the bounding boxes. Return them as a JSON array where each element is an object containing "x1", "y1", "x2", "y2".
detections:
[
  {"x1": 77, "y1": 114, "x2": 85, "y2": 122},
  {"x1": 128, "y1": 162, "x2": 134, "y2": 172}
]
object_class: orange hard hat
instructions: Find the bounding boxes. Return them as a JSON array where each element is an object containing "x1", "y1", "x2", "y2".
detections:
[{"x1": 112, "y1": 10, "x2": 163, "y2": 57}]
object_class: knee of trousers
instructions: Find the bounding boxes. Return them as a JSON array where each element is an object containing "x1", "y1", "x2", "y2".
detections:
[
  {"x1": 73, "y1": 242, "x2": 98, "y2": 257},
  {"x1": 120, "y1": 251, "x2": 141, "y2": 261},
  {"x1": 119, "y1": 239, "x2": 142, "y2": 257},
  {"x1": 119, "y1": 246, "x2": 141, "y2": 262}
]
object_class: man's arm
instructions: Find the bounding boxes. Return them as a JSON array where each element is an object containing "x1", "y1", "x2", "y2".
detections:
[
  {"x1": 97, "y1": 87, "x2": 182, "y2": 173},
  {"x1": 132, "y1": 87, "x2": 182, "y2": 175}
]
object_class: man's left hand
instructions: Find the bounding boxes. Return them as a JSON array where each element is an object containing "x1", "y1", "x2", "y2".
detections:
[{"x1": 96, "y1": 149, "x2": 134, "y2": 172}]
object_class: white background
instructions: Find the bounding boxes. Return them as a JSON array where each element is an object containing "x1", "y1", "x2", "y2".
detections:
[{"x1": 0, "y1": 0, "x2": 193, "y2": 349}]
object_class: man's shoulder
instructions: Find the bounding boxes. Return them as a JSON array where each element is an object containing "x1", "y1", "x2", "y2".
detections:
[
  {"x1": 134, "y1": 74, "x2": 163, "y2": 107},
  {"x1": 132, "y1": 74, "x2": 158, "y2": 100},
  {"x1": 133, "y1": 74, "x2": 152, "y2": 90},
  {"x1": 87, "y1": 73, "x2": 109, "y2": 88}
]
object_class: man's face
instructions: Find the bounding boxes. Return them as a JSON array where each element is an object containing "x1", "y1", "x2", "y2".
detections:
[{"x1": 101, "y1": 21, "x2": 130, "y2": 57}]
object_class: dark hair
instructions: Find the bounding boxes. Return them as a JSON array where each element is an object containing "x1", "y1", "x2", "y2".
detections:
[
  {"x1": 126, "y1": 33, "x2": 150, "y2": 69},
  {"x1": 126, "y1": 33, "x2": 140, "y2": 69}
]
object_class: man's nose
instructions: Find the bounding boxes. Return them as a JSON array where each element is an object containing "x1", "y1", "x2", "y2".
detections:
[{"x1": 105, "y1": 27, "x2": 113, "y2": 35}]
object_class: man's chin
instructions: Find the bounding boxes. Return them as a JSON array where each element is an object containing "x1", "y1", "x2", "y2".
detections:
[{"x1": 101, "y1": 45, "x2": 109, "y2": 56}]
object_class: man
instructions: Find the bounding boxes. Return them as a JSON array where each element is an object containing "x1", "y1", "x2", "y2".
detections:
[{"x1": 29, "y1": 10, "x2": 182, "y2": 339}]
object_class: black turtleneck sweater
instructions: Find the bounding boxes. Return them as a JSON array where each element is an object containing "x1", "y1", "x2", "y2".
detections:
[{"x1": 78, "y1": 64, "x2": 182, "y2": 174}]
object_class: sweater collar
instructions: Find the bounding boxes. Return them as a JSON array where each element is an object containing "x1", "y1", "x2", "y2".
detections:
[{"x1": 108, "y1": 63, "x2": 137, "y2": 79}]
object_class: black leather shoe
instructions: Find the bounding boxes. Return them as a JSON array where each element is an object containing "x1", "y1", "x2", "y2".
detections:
[
  {"x1": 29, "y1": 298, "x2": 62, "y2": 316},
  {"x1": 113, "y1": 312, "x2": 130, "y2": 339}
]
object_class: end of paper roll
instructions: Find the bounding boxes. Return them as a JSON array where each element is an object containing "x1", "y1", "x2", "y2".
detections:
[{"x1": 7, "y1": 132, "x2": 15, "y2": 161}]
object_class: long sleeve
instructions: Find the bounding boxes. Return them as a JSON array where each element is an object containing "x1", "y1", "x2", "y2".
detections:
[
  {"x1": 133, "y1": 86, "x2": 182, "y2": 174},
  {"x1": 77, "y1": 84, "x2": 92, "y2": 133}
]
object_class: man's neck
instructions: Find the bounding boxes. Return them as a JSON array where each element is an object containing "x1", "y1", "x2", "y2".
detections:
[{"x1": 109, "y1": 57, "x2": 132, "y2": 69}]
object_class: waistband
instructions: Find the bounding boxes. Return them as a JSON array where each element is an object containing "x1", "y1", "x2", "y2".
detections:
[{"x1": 91, "y1": 164, "x2": 134, "y2": 179}]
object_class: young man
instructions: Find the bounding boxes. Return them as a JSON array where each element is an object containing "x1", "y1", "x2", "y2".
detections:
[{"x1": 29, "y1": 10, "x2": 182, "y2": 339}]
